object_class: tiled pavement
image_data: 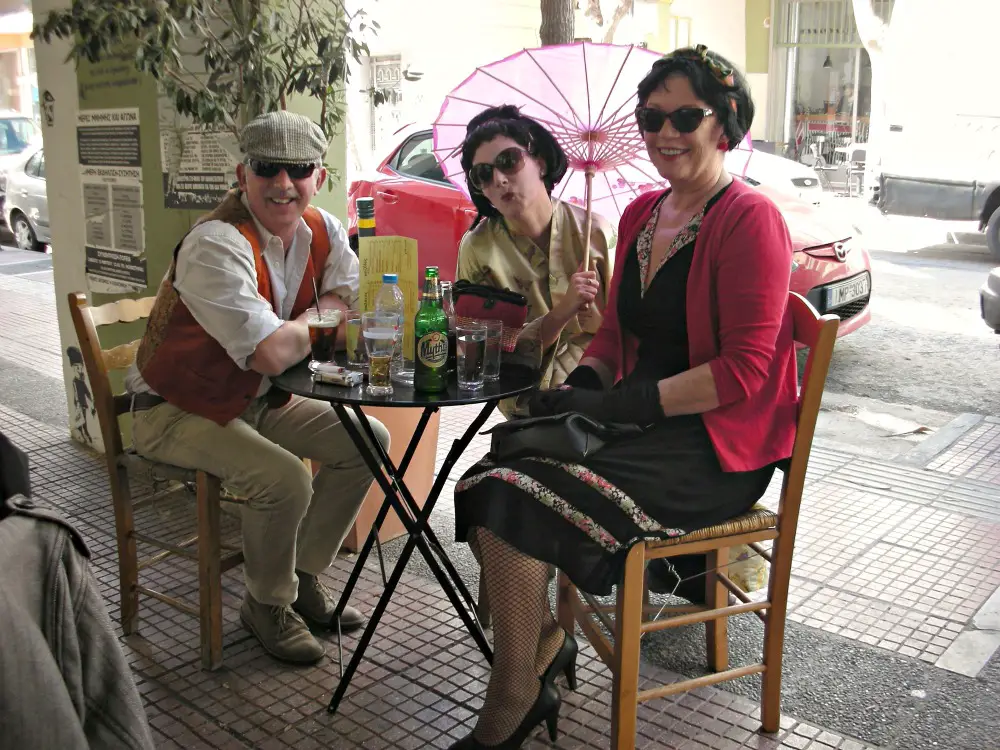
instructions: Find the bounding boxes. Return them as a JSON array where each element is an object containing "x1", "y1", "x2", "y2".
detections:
[
  {"x1": 4, "y1": 399, "x2": 882, "y2": 750},
  {"x1": 927, "y1": 417, "x2": 1000, "y2": 486},
  {"x1": 3, "y1": 271, "x2": 1000, "y2": 747}
]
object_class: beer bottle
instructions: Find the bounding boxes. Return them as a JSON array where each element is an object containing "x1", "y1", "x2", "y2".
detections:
[
  {"x1": 356, "y1": 197, "x2": 376, "y2": 237},
  {"x1": 414, "y1": 266, "x2": 450, "y2": 392}
]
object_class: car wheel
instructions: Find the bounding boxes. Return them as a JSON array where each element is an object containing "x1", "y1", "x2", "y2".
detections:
[
  {"x1": 11, "y1": 213, "x2": 41, "y2": 253},
  {"x1": 988, "y1": 205, "x2": 1000, "y2": 262}
]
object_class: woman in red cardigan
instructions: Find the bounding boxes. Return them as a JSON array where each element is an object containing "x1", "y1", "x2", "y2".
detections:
[{"x1": 450, "y1": 46, "x2": 798, "y2": 749}]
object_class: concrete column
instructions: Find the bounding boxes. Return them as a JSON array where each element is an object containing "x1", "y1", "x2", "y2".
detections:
[{"x1": 30, "y1": 0, "x2": 349, "y2": 452}]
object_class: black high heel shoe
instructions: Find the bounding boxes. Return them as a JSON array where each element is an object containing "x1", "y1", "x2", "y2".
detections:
[
  {"x1": 447, "y1": 682, "x2": 561, "y2": 749},
  {"x1": 541, "y1": 630, "x2": 578, "y2": 691}
]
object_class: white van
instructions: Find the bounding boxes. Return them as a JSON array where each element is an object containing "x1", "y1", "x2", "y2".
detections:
[{"x1": 873, "y1": 0, "x2": 1000, "y2": 258}]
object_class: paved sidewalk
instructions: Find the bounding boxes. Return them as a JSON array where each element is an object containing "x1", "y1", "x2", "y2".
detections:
[{"x1": 3, "y1": 272, "x2": 1000, "y2": 748}]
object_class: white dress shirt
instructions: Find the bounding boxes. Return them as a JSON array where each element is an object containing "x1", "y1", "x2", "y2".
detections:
[{"x1": 126, "y1": 197, "x2": 358, "y2": 396}]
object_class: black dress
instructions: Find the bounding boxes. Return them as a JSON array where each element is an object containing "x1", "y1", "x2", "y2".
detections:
[{"x1": 454, "y1": 188, "x2": 777, "y2": 596}]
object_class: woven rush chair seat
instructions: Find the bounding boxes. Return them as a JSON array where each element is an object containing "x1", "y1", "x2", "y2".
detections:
[{"x1": 649, "y1": 504, "x2": 777, "y2": 549}]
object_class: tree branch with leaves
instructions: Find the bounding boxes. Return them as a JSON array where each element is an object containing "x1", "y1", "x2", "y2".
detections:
[{"x1": 32, "y1": 0, "x2": 383, "y2": 155}]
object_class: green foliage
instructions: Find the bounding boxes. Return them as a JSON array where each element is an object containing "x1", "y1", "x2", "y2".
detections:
[{"x1": 32, "y1": 0, "x2": 382, "y2": 141}]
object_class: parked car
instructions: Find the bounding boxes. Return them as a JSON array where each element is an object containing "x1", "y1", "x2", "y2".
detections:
[
  {"x1": 0, "y1": 111, "x2": 41, "y2": 215},
  {"x1": 348, "y1": 126, "x2": 872, "y2": 337},
  {"x1": 4, "y1": 146, "x2": 50, "y2": 252},
  {"x1": 740, "y1": 149, "x2": 824, "y2": 205},
  {"x1": 980, "y1": 267, "x2": 1000, "y2": 333}
]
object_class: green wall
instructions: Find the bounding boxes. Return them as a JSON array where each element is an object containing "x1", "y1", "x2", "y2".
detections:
[{"x1": 745, "y1": 0, "x2": 771, "y2": 74}]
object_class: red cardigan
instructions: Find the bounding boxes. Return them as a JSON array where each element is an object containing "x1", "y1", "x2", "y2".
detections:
[{"x1": 584, "y1": 179, "x2": 798, "y2": 472}]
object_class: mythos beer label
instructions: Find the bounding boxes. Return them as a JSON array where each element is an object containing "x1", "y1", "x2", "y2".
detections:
[{"x1": 417, "y1": 331, "x2": 448, "y2": 368}]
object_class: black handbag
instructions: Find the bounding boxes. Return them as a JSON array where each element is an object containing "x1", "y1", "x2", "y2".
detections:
[{"x1": 483, "y1": 412, "x2": 644, "y2": 464}]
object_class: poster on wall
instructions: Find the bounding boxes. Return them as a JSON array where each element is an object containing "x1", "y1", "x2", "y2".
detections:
[
  {"x1": 158, "y1": 89, "x2": 238, "y2": 211},
  {"x1": 77, "y1": 107, "x2": 147, "y2": 294}
]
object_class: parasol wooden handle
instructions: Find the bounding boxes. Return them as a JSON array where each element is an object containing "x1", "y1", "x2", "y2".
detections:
[{"x1": 583, "y1": 168, "x2": 594, "y2": 270}]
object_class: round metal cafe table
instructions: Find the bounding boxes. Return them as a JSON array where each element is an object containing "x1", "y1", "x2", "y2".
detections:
[{"x1": 272, "y1": 357, "x2": 538, "y2": 714}]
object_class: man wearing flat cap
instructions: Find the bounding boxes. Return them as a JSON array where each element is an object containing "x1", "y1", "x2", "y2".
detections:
[{"x1": 124, "y1": 111, "x2": 387, "y2": 664}]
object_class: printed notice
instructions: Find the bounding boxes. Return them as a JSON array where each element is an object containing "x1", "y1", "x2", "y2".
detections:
[
  {"x1": 78, "y1": 107, "x2": 146, "y2": 293},
  {"x1": 77, "y1": 108, "x2": 140, "y2": 167},
  {"x1": 159, "y1": 89, "x2": 238, "y2": 210}
]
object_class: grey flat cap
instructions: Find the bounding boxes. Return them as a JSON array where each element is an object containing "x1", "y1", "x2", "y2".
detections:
[{"x1": 240, "y1": 111, "x2": 328, "y2": 163}]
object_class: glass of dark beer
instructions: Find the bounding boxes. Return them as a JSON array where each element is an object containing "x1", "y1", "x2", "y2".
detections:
[{"x1": 306, "y1": 308, "x2": 342, "y2": 363}]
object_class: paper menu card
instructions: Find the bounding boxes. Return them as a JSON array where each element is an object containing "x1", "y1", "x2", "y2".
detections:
[{"x1": 358, "y1": 235, "x2": 419, "y2": 361}]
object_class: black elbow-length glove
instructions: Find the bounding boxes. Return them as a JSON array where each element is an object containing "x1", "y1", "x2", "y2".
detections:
[{"x1": 527, "y1": 381, "x2": 664, "y2": 426}]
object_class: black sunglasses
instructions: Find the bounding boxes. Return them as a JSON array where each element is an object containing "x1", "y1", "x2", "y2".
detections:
[
  {"x1": 468, "y1": 146, "x2": 528, "y2": 192},
  {"x1": 635, "y1": 106, "x2": 715, "y2": 134},
  {"x1": 248, "y1": 159, "x2": 318, "y2": 180}
]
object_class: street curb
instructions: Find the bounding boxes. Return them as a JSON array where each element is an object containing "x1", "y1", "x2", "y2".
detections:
[{"x1": 895, "y1": 412, "x2": 984, "y2": 467}]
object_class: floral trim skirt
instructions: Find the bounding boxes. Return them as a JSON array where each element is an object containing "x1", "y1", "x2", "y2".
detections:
[{"x1": 454, "y1": 415, "x2": 775, "y2": 596}]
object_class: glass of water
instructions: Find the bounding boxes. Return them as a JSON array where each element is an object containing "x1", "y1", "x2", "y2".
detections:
[
  {"x1": 362, "y1": 312, "x2": 399, "y2": 397},
  {"x1": 456, "y1": 321, "x2": 486, "y2": 390},
  {"x1": 481, "y1": 319, "x2": 502, "y2": 382},
  {"x1": 345, "y1": 310, "x2": 366, "y2": 370}
]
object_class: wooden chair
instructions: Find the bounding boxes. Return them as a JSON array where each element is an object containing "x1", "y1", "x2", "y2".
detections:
[
  {"x1": 557, "y1": 292, "x2": 840, "y2": 747},
  {"x1": 68, "y1": 292, "x2": 245, "y2": 670}
]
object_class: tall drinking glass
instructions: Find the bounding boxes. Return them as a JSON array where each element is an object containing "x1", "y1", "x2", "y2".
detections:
[
  {"x1": 481, "y1": 319, "x2": 502, "y2": 381},
  {"x1": 306, "y1": 308, "x2": 342, "y2": 363},
  {"x1": 345, "y1": 310, "x2": 366, "y2": 369},
  {"x1": 362, "y1": 312, "x2": 399, "y2": 396},
  {"x1": 440, "y1": 280, "x2": 457, "y2": 373},
  {"x1": 456, "y1": 321, "x2": 486, "y2": 390}
]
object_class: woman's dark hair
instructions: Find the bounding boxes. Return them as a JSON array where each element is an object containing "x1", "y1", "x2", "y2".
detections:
[
  {"x1": 636, "y1": 47, "x2": 754, "y2": 151},
  {"x1": 459, "y1": 105, "x2": 568, "y2": 228}
]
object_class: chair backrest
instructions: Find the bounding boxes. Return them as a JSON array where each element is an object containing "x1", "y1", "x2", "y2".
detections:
[
  {"x1": 67, "y1": 292, "x2": 156, "y2": 460},
  {"x1": 779, "y1": 292, "x2": 840, "y2": 526}
]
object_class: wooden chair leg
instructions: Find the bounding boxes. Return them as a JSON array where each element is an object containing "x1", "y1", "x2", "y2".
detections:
[
  {"x1": 556, "y1": 571, "x2": 576, "y2": 635},
  {"x1": 108, "y1": 459, "x2": 140, "y2": 634},
  {"x1": 761, "y1": 539, "x2": 792, "y2": 734},
  {"x1": 196, "y1": 472, "x2": 224, "y2": 670},
  {"x1": 610, "y1": 544, "x2": 646, "y2": 750},
  {"x1": 705, "y1": 546, "x2": 729, "y2": 672}
]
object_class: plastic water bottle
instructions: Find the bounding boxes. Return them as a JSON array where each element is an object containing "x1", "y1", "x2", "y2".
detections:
[{"x1": 374, "y1": 272, "x2": 405, "y2": 377}]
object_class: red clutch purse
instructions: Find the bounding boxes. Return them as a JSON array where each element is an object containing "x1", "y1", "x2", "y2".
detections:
[{"x1": 453, "y1": 280, "x2": 528, "y2": 352}]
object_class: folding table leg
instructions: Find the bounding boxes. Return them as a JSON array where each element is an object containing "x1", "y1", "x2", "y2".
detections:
[
  {"x1": 330, "y1": 405, "x2": 434, "y2": 624},
  {"x1": 327, "y1": 400, "x2": 498, "y2": 715}
]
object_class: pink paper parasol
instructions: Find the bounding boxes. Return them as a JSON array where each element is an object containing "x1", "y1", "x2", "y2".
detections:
[{"x1": 432, "y1": 41, "x2": 752, "y2": 267}]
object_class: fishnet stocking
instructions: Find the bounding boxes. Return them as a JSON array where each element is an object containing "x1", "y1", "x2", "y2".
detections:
[
  {"x1": 471, "y1": 527, "x2": 550, "y2": 745},
  {"x1": 535, "y1": 598, "x2": 564, "y2": 678},
  {"x1": 470, "y1": 536, "x2": 565, "y2": 681}
]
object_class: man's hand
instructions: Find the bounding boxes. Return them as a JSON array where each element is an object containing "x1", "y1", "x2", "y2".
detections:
[{"x1": 527, "y1": 382, "x2": 664, "y2": 425}]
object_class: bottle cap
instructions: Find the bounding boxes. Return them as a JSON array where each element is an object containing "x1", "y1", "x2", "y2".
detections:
[
  {"x1": 425, "y1": 266, "x2": 439, "y2": 277},
  {"x1": 356, "y1": 197, "x2": 375, "y2": 218},
  {"x1": 382, "y1": 273, "x2": 398, "y2": 284}
]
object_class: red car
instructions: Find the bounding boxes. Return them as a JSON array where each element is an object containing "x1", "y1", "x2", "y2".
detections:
[{"x1": 348, "y1": 125, "x2": 872, "y2": 337}]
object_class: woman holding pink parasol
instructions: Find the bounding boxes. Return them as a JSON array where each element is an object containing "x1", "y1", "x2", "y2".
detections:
[
  {"x1": 456, "y1": 105, "x2": 614, "y2": 417},
  {"x1": 451, "y1": 46, "x2": 799, "y2": 749}
]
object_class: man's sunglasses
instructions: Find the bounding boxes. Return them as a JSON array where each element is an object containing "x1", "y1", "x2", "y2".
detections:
[
  {"x1": 468, "y1": 146, "x2": 528, "y2": 192},
  {"x1": 248, "y1": 159, "x2": 318, "y2": 180},
  {"x1": 635, "y1": 106, "x2": 715, "y2": 134}
]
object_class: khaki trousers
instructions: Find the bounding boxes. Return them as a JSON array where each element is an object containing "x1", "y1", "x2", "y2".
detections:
[{"x1": 132, "y1": 395, "x2": 389, "y2": 606}]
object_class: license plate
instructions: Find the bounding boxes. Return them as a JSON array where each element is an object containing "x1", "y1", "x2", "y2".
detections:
[{"x1": 825, "y1": 273, "x2": 871, "y2": 309}]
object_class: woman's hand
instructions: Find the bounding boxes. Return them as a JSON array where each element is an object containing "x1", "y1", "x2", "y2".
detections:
[
  {"x1": 554, "y1": 265, "x2": 600, "y2": 318},
  {"x1": 528, "y1": 382, "x2": 664, "y2": 425}
]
